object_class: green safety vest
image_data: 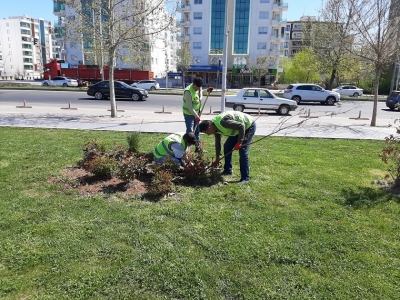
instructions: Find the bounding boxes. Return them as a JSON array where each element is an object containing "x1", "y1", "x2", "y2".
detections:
[
  {"x1": 212, "y1": 111, "x2": 254, "y2": 136},
  {"x1": 153, "y1": 133, "x2": 186, "y2": 159},
  {"x1": 183, "y1": 84, "x2": 201, "y2": 115}
]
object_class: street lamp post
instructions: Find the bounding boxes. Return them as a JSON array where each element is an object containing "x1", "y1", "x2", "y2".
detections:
[{"x1": 220, "y1": 0, "x2": 230, "y2": 113}]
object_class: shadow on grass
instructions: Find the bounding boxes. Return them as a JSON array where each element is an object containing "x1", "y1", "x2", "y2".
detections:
[{"x1": 341, "y1": 186, "x2": 400, "y2": 208}]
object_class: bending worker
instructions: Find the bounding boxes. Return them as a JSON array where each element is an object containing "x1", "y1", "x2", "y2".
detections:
[
  {"x1": 153, "y1": 132, "x2": 197, "y2": 166},
  {"x1": 199, "y1": 111, "x2": 256, "y2": 183},
  {"x1": 182, "y1": 77, "x2": 212, "y2": 150}
]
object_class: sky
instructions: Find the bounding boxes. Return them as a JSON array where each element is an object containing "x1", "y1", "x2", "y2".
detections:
[{"x1": 0, "y1": 0, "x2": 323, "y2": 23}]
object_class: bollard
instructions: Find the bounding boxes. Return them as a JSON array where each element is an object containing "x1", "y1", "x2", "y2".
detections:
[
  {"x1": 154, "y1": 105, "x2": 172, "y2": 114},
  {"x1": 108, "y1": 104, "x2": 125, "y2": 112},
  {"x1": 16, "y1": 99, "x2": 32, "y2": 108},
  {"x1": 349, "y1": 111, "x2": 369, "y2": 120},
  {"x1": 61, "y1": 101, "x2": 78, "y2": 110},
  {"x1": 299, "y1": 109, "x2": 319, "y2": 118}
]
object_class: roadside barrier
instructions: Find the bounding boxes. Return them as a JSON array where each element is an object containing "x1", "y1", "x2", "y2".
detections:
[
  {"x1": 349, "y1": 111, "x2": 369, "y2": 120},
  {"x1": 108, "y1": 104, "x2": 125, "y2": 112},
  {"x1": 16, "y1": 99, "x2": 32, "y2": 108},
  {"x1": 299, "y1": 109, "x2": 319, "y2": 118},
  {"x1": 202, "y1": 106, "x2": 217, "y2": 115},
  {"x1": 154, "y1": 105, "x2": 172, "y2": 114},
  {"x1": 61, "y1": 101, "x2": 78, "y2": 110}
]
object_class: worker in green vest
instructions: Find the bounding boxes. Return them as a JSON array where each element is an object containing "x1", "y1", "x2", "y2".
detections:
[
  {"x1": 153, "y1": 132, "x2": 197, "y2": 166},
  {"x1": 199, "y1": 111, "x2": 256, "y2": 184},
  {"x1": 183, "y1": 77, "x2": 213, "y2": 150}
]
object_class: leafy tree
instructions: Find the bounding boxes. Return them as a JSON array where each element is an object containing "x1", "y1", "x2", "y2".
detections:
[
  {"x1": 347, "y1": 0, "x2": 400, "y2": 126},
  {"x1": 64, "y1": 0, "x2": 176, "y2": 117},
  {"x1": 303, "y1": 0, "x2": 358, "y2": 90},
  {"x1": 176, "y1": 41, "x2": 192, "y2": 88},
  {"x1": 282, "y1": 48, "x2": 320, "y2": 83}
]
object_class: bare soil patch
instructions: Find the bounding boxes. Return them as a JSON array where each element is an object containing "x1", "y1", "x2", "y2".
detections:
[{"x1": 49, "y1": 166, "x2": 148, "y2": 197}]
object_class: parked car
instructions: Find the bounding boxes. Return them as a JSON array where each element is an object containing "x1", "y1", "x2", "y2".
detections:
[
  {"x1": 332, "y1": 85, "x2": 363, "y2": 97},
  {"x1": 386, "y1": 91, "x2": 400, "y2": 110},
  {"x1": 225, "y1": 88, "x2": 298, "y2": 115},
  {"x1": 71, "y1": 78, "x2": 87, "y2": 87},
  {"x1": 87, "y1": 80, "x2": 148, "y2": 101},
  {"x1": 42, "y1": 76, "x2": 78, "y2": 87},
  {"x1": 283, "y1": 84, "x2": 340, "y2": 105},
  {"x1": 130, "y1": 80, "x2": 160, "y2": 90}
]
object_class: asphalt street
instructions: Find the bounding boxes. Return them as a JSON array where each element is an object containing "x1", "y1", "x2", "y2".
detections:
[{"x1": 0, "y1": 98, "x2": 398, "y2": 140}]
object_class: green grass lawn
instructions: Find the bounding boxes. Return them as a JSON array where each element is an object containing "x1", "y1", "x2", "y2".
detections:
[{"x1": 0, "y1": 127, "x2": 399, "y2": 299}]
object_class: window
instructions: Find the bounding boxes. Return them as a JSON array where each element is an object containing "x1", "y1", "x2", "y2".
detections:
[
  {"x1": 193, "y1": 56, "x2": 201, "y2": 64},
  {"x1": 285, "y1": 25, "x2": 291, "y2": 31},
  {"x1": 284, "y1": 42, "x2": 289, "y2": 48},
  {"x1": 21, "y1": 29, "x2": 31, "y2": 35},
  {"x1": 259, "y1": 12, "x2": 269, "y2": 19},
  {"x1": 294, "y1": 25, "x2": 302, "y2": 30},
  {"x1": 24, "y1": 65, "x2": 33, "y2": 70},
  {"x1": 193, "y1": 27, "x2": 202, "y2": 35},
  {"x1": 194, "y1": 0, "x2": 202, "y2": 3},
  {"x1": 258, "y1": 27, "x2": 268, "y2": 34},
  {"x1": 193, "y1": 42, "x2": 202, "y2": 49},
  {"x1": 257, "y1": 42, "x2": 267, "y2": 49},
  {"x1": 194, "y1": 12, "x2": 202, "y2": 19}
]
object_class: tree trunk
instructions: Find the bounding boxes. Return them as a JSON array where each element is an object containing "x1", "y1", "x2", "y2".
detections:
[
  {"x1": 109, "y1": 50, "x2": 117, "y2": 118},
  {"x1": 370, "y1": 70, "x2": 381, "y2": 127},
  {"x1": 328, "y1": 69, "x2": 336, "y2": 90}
]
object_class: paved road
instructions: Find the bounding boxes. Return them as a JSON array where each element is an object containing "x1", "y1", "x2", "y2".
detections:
[{"x1": 0, "y1": 89, "x2": 398, "y2": 140}]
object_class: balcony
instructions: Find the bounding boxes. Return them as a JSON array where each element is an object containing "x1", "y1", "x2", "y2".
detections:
[
  {"x1": 177, "y1": 3, "x2": 191, "y2": 12},
  {"x1": 272, "y1": 18, "x2": 287, "y2": 26},
  {"x1": 53, "y1": 1, "x2": 65, "y2": 14},
  {"x1": 273, "y1": 2, "x2": 288, "y2": 12},
  {"x1": 177, "y1": 19, "x2": 190, "y2": 27}
]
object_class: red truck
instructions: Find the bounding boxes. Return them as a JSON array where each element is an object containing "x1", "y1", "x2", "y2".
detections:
[{"x1": 43, "y1": 60, "x2": 154, "y2": 84}]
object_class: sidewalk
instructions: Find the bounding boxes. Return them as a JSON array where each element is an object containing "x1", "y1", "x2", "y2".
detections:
[{"x1": 0, "y1": 103, "x2": 397, "y2": 140}]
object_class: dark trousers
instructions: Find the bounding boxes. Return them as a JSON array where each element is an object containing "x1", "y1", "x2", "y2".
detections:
[{"x1": 223, "y1": 122, "x2": 256, "y2": 181}]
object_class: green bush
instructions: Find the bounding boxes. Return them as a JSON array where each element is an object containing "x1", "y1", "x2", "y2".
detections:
[
  {"x1": 127, "y1": 131, "x2": 141, "y2": 153},
  {"x1": 381, "y1": 127, "x2": 400, "y2": 186}
]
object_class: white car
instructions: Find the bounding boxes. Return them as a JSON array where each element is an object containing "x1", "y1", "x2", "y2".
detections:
[
  {"x1": 283, "y1": 84, "x2": 340, "y2": 105},
  {"x1": 332, "y1": 85, "x2": 363, "y2": 97},
  {"x1": 225, "y1": 88, "x2": 298, "y2": 115},
  {"x1": 42, "y1": 76, "x2": 78, "y2": 87},
  {"x1": 130, "y1": 80, "x2": 160, "y2": 90}
]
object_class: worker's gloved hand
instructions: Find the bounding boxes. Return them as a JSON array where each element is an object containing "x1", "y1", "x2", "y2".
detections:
[
  {"x1": 207, "y1": 87, "x2": 213, "y2": 93},
  {"x1": 212, "y1": 158, "x2": 220, "y2": 167},
  {"x1": 195, "y1": 117, "x2": 200, "y2": 123},
  {"x1": 234, "y1": 142, "x2": 242, "y2": 151}
]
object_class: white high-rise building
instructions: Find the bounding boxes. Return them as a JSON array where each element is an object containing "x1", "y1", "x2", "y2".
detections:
[
  {"x1": 177, "y1": 0, "x2": 289, "y2": 87},
  {"x1": 52, "y1": 0, "x2": 178, "y2": 78},
  {"x1": 0, "y1": 16, "x2": 56, "y2": 79}
]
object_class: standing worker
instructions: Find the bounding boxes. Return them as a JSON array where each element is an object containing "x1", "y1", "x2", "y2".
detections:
[
  {"x1": 199, "y1": 111, "x2": 256, "y2": 183},
  {"x1": 182, "y1": 77, "x2": 213, "y2": 151},
  {"x1": 153, "y1": 132, "x2": 197, "y2": 166}
]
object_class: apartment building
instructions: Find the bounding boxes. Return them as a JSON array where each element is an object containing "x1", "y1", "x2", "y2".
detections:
[
  {"x1": 286, "y1": 16, "x2": 315, "y2": 58},
  {"x1": 177, "y1": 0, "x2": 288, "y2": 87},
  {"x1": 52, "y1": 0, "x2": 178, "y2": 78},
  {"x1": 0, "y1": 16, "x2": 56, "y2": 79}
]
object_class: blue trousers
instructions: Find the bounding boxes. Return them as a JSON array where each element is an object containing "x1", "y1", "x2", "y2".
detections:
[
  {"x1": 223, "y1": 122, "x2": 256, "y2": 181},
  {"x1": 183, "y1": 114, "x2": 200, "y2": 141}
]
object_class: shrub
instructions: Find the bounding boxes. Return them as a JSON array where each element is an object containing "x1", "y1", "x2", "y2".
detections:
[
  {"x1": 381, "y1": 127, "x2": 400, "y2": 187},
  {"x1": 127, "y1": 131, "x2": 141, "y2": 153},
  {"x1": 146, "y1": 169, "x2": 174, "y2": 197},
  {"x1": 87, "y1": 156, "x2": 119, "y2": 179},
  {"x1": 117, "y1": 154, "x2": 149, "y2": 181}
]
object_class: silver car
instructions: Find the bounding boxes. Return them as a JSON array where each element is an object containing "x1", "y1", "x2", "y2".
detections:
[
  {"x1": 332, "y1": 85, "x2": 363, "y2": 97},
  {"x1": 42, "y1": 76, "x2": 78, "y2": 87},
  {"x1": 130, "y1": 80, "x2": 160, "y2": 90},
  {"x1": 283, "y1": 83, "x2": 340, "y2": 105},
  {"x1": 225, "y1": 88, "x2": 298, "y2": 115}
]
